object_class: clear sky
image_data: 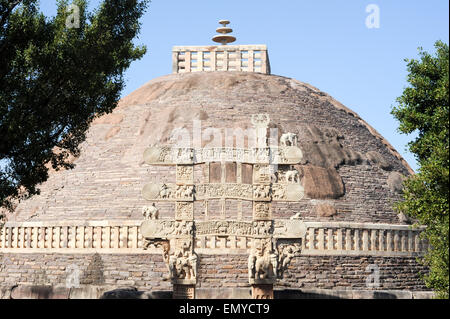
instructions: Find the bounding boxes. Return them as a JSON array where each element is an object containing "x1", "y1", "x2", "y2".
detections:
[{"x1": 40, "y1": 0, "x2": 449, "y2": 172}]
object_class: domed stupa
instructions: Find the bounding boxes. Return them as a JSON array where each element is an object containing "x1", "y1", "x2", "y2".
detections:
[{"x1": 0, "y1": 21, "x2": 431, "y2": 299}]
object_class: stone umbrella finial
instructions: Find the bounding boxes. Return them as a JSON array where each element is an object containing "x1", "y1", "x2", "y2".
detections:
[{"x1": 212, "y1": 20, "x2": 236, "y2": 45}]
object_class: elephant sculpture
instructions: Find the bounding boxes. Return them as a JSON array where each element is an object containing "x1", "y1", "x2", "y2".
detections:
[{"x1": 280, "y1": 133, "x2": 298, "y2": 147}]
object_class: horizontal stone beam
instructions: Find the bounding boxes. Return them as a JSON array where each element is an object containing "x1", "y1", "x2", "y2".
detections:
[
  {"x1": 143, "y1": 146, "x2": 303, "y2": 165},
  {"x1": 142, "y1": 183, "x2": 305, "y2": 202},
  {"x1": 1, "y1": 220, "x2": 427, "y2": 256}
]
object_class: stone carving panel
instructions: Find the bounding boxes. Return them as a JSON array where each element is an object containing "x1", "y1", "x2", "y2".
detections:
[
  {"x1": 272, "y1": 184, "x2": 304, "y2": 201},
  {"x1": 195, "y1": 183, "x2": 253, "y2": 200},
  {"x1": 253, "y1": 185, "x2": 271, "y2": 201},
  {"x1": 144, "y1": 147, "x2": 194, "y2": 165},
  {"x1": 253, "y1": 165, "x2": 271, "y2": 184},
  {"x1": 273, "y1": 219, "x2": 307, "y2": 239},
  {"x1": 276, "y1": 241, "x2": 302, "y2": 278},
  {"x1": 144, "y1": 147, "x2": 303, "y2": 165},
  {"x1": 252, "y1": 221, "x2": 273, "y2": 237},
  {"x1": 176, "y1": 165, "x2": 194, "y2": 184},
  {"x1": 142, "y1": 184, "x2": 194, "y2": 201},
  {"x1": 140, "y1": 220, "x2": 194, "y2": 240},
  {"x1": 195, "y1": 221, "x2": 253, "y2": 236},
  {"x1": 253, "y1": 202, "x2": 271, "y2": 220},
  {"x1": 175, "y1": 202, "x2": 194, "y2": 220}
]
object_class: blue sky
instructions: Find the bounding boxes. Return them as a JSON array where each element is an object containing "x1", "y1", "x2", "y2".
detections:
[{"x1": 40, "y1": 0, "x2": 449, "y2": 172}]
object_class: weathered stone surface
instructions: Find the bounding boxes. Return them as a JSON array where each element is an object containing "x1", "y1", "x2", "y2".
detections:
[
  {"x1": 10, "y1": 285, "x2": 70, "y2": 299},
  {"x1": 387, "y1": 171, "x2": 406, "y2": 194},
  {"x1": 315, "y1": 204, "x2": 337, "y2": 217},
  {"x1": 302, "y1": 166, "x2": 345, "y2": 199},
  {"x1": 6, "y1": 72, "x2": 411, "y2": 224},
  {"x1": 365, "y1": 151, "x2": 392, "y2": 170}
]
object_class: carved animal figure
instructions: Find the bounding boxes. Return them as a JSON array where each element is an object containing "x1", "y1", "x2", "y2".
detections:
[
  {"x1": 253, "y1": 254, "x2": 275, "y2": 280},
  {"x1": 290, "y1": 212, "x2": 302, "y2": 220},
  {"x1": 285, "y1": 170, "x2": 299, "y2": 183},
  {"x1": 280, "y1": 133, "x2": 298, "y2": 147},
  {"x1": 160, "y1": 184, "x2": 171, "y2": 199},
  {"x1": 142, "y1": 204, "x2": 159, "y2": 220},
  {"x1": 273, "y1": 186, "x2": 285, "y2": 199},
  {"x1": 254, "y1": 185, "x2": 270, "y2": 199}
]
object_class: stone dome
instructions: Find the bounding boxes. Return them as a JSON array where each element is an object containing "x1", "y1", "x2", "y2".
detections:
[
  {"x1": 1, "y1": 71, "x2": 429, "y2": 299},
  {"x1": 9, "y1": 71, "x2": 411, "y2": 224}
]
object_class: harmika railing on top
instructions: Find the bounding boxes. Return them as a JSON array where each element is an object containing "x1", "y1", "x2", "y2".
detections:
[{"x1": 172, "y1": 45, "x2": 271, "y2": 74}]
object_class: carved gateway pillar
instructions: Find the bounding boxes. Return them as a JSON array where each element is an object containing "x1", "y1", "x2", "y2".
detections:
[
  {"x1": 140, "y1": 114, "x2": 307, "y2": 299},
  {"x1": 140, "y1": 212, "x2": 197, "y2": 299}
]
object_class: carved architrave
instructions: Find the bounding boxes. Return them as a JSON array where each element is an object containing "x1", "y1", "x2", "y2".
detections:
[
  {"x1": 253, "y1": 185, "x2": 271, "y2": 201},
  {"x1": 252, "y1": 285, "x2": 274, "y2": 299},
  {"x1": 195, "y1": 183, "x2": 253, "y2": 200},
  {"x1": 273, "y1": 219, "x2": 307, "y2": 239},
  {"x1": 176, "y1": 165, "x2": 194, "y2": 185},
  {"x1": 253, "y1": 202, "x2": 271, "y2": 221},
  {"x1": 275, "y1": 166, "x2": 301, "y2": 184},
  {"x1": 252, "y1": 221, "x2": 273, "y2": 237},
  {"x1": 195, "y1": 221, "x2": 253, "y2": 237},
  {"x1": 140, "y1": 220, "x2": 194, "y2": 239},
  {"x1": 175, "y1": 202, "x2": 194, "y2": 220},
  {"x1": 142, "y1": 184, "x2": 194, "y2": 201},
  {"x1": 144, "y1": 147, "x2": 303, "y2": 165},
  {"x1": 144, "y1": 147, "x2": 194, "y2": 165},
  {"x1": 272, "y1": 184, "x2": 305, "y2": 201},
  {"x1": 141, "y1": 220, "x2": 175, "y2": 240}
]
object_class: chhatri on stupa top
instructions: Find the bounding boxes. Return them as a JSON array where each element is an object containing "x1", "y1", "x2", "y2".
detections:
[
  {"x1": 212, "y1": 20, "x2": 236, "y2": 45},
  {"x1": 172, "y1": 20, "x2": 270, "y2": 74}
]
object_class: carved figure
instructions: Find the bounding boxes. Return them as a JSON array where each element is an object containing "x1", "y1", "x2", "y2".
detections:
[
  {"x1": 142, "y1": 203, "x2": 159, "y2": 220},
  {"x1": 254, "y1": 185, "x2": 271, "y2": 199},
  {"x1": 160, "y1": 184, "x2": 171, "y2": 199},
  {"x1": 277, "y1": 244, "x2": 300, "y2": 277},
  {"x1": 285, "y1": 170, "x2": 299, "y2": 183},
  {"x1": 168, "y1": 240, "x2": 197, "y2": 281},
  {"x1": 272, "y1": 185, "x2": 285, "y2": 200},
  {"x1": 280, "y1": 133, "x2": 298, "y2": 147},
  {"x1": 248, "y1": 239, "x2": 277, "y2": 282}
]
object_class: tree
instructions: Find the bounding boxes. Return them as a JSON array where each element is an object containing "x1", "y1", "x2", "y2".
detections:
[
  {"x1": 0, "y1": 0, "x2": 149, "y2": 216},
  {"x1": 392, "y1": 41, "x2": 449, "y2": 298}
]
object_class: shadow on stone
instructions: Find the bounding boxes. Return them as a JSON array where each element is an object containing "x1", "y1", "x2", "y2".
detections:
[
  {"x1": 100, "y1": 287, "x2": 172, "y2": 299},
  {"x1": 275, "y1": 289, "x2": 343, "y2": 299}
]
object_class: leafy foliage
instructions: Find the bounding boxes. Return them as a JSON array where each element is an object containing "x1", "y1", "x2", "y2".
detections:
[
  {"x1": 0, "y1": 0, "x2": 149, "y2": 213},
  {"x1": 392, "y1": 41, "x2": 449, "y2": 298}
]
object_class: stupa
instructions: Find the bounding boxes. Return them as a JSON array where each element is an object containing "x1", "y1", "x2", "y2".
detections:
[{"x1": 0, "y1": 21, "x2": 431, "y2": 299}]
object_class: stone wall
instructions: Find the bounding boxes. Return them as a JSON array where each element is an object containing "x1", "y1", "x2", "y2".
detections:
[{"x1": 0, "y1": 253, "x2": 429, "y2": 294}]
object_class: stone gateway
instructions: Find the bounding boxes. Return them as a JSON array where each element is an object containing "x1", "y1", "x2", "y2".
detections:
[{"x1": 0, "y1": 21, "x2": 432, "y2": 299}]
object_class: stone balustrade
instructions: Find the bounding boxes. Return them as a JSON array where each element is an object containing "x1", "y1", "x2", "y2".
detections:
[
  {"x1": 301, "y1": 222, "x2": 426, "y2": 257},
  {"x1": 0, "y1": 220, "x2": 425, "y2": 257}
]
